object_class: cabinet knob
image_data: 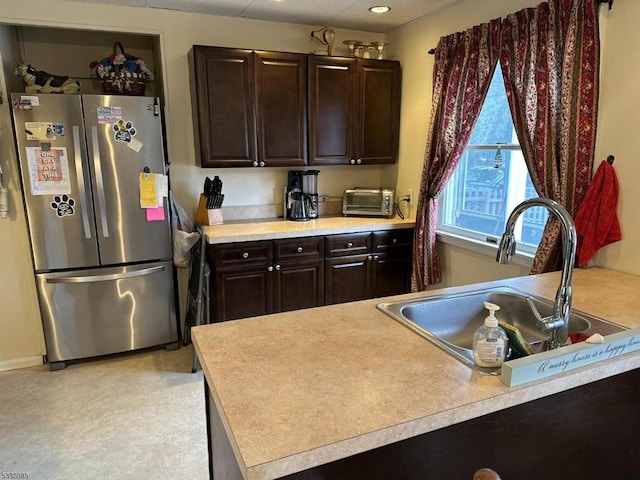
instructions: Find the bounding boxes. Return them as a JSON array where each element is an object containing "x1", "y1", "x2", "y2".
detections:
[
  {"x1": 275, "y1": 264, "x2": 281, "y2": 271},
  {"x1": 356, "y1": 158, "x2": 362, "y2": 164},
  {"x1": 392, "y1": 238, "x2": 398, "y2": 244},
  {"x1": 349, "y1": 159, "x2": 355, "y2": 165},
  {"x1": 368, "y1": 255, "x2": 373, "y2": 261},
  {"x1": 374, "y1": 255, "x2": 379, "y2": 260},
  {"x1": 267, "y1": 266, "x2": 273, "y2": 272},
  {"x1": 242, "y1": 252, "x2": 249, "y2": 259},
  {"x1": 252, "y1": 161, "x2": 258, "y2": 167},
  {"x1": 346, "y1": 242, "x2": 353, "y2": 248},
  {"x1": 259, "y1": 161, "x2": 265, "y2": 167},
  {"x1": 297, "y1": 246, "x2": 303, "y2": 253}
]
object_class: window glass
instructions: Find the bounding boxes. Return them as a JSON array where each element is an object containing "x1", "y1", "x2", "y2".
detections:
[{"x1": 437, "y1": 65, "x2": 548, "y2": 253}]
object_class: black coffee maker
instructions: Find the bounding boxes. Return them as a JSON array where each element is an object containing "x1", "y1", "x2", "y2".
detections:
[
  {"x1": 302, "y1": 170, "x2": 319, "y2": 219},
  {"x1": 285, "y1": 170, "x2": 319, "y2": 221}
]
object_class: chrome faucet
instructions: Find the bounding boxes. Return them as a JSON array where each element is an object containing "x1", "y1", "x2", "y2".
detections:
[{"x1": 496, "y1": 198, "x2": 577, "y2": 350}]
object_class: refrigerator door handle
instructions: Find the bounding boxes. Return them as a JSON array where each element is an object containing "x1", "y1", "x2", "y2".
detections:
[
  {"x1": 46, "y1": 265, "x2": 165, "y2": 284},
  {"x1": 72, "y1": 126, "x2": 92, "y2": 239},
  {"x1": 91, "y1": 126, "x2": 109, "y2": 237}
]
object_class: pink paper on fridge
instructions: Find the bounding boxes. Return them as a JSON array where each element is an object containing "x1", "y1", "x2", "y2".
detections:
[{"x1": 146, "y1": 206, "x2": 165, "y2": 221}]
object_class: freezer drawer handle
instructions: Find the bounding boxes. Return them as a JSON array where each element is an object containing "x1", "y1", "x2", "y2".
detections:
[
  {"x1": 73, "y1": 126, "x2": 92, "y2": 239},
  {"x1": 91, "y1": 126, "x2": 109, "y2": 238},
  {"x1": 46, "y1": 265, "x2": 164, "y2": 284}
]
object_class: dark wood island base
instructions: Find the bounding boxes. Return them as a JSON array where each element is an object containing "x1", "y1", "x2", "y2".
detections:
[{"x1": 205, "y1": 367, "x2": 640, "y2": 480}]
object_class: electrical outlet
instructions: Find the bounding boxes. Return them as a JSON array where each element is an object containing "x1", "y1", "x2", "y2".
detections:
[{"x1": 407, "y1": 189, "x2": 413, "y2": 204}]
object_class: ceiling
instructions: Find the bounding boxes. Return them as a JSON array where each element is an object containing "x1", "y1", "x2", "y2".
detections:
[{"x1": 69, "y1": 0, "x2": 463, "y2": 33}]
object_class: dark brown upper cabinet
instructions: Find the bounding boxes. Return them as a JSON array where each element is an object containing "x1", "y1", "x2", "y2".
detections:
[
  {"x1": 189, "y1": 46, "x2": 255, "y2": 167},
  {"x1": 189, "y1": 46, "x2": 307, "y2": 168},
  {"x1": 254, "y1": 51, "x2": 308, "y2": 167},
  {"x1": 309, "y1": 56, "x2": 401, "y2": 166}
]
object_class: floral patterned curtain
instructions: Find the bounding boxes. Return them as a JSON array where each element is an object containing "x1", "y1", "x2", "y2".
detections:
[
  {"x1": 412, "y1": 19, "x2": 501, "y2": 291},
  {"x1": 500, "y1": 0, "x2": 600, "y2": 273}
]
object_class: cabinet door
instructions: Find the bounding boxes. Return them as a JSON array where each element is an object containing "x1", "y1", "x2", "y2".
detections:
[
  {"x1": 214, "y1": 265, "x2": 273, "y2": 322},
  {"x1": 255, "y1": 51, "x2": 308, "y2": 167},
  {"x1": 273, "y1": 237, "x2": 324, "y2": 312},
  {"x1": 371, "y1": 229, "x2": 413, "y2": 298},
  {"x1": 274, "y1": 259, "x2": 324, "y2": 313},
  {"x1": 190, "y1": 46, "x2": 256, "y2": 167},
  {"x1": 370, "y1": 251, "x2": 411, "y2": 299},
  {"x1": 212, "y1": 241, "x2": 273, "y2": 322},
  {"x1": 355, "y1": 59, "x2": 401, "y2": 165},
  {"x1": 324, "y1": 254, "x2": 371, "y2": 305},
  {"x1": 308, "y1": 56, "x2": 356, "y2": 165}
]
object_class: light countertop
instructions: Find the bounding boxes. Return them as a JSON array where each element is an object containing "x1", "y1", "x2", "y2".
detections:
[
  {"x1": 201, "y1": 215, "x2": 415, "y2": 244},
  {"x1": 192, "y1": 267, "x2": 640, "y2": 480}
]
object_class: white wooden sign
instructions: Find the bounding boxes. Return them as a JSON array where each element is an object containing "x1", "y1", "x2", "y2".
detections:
[{"x1": 501, "y1": 327, "x2": 640, "y2": 387}]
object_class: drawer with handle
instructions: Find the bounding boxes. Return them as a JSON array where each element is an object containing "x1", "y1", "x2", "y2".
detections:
[
  {"x1": 213, "y1": 241, "x2": 272, "y2": 268},
  {"x1": 325, "y1": 233, "x2": 371, "y2": 257},
  {"x1": 274, "y1": 237, "x2": 324, "y2": 261},
  {"x1": 372, "y1": 229, "x2": 414, "y2": 252}
]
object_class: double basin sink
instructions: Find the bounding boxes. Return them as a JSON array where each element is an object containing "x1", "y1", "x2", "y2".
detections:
[{"x1": 377, "y1": 286, "x2": 625, "y2": 375}]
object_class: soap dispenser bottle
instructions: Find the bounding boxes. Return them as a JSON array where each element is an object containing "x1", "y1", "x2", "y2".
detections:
[{"x1": 473, "y1": 301, "x2": 509, "y2": 367}]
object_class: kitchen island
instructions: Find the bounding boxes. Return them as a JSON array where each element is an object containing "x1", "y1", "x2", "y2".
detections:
[{"x1": 192, "y1": 267, "x2": 640, "y2": 479}]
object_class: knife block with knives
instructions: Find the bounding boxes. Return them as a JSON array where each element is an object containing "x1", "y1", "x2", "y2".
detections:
[{"x1": 196, "y1": 175, "x2": 224, "y2": 225}]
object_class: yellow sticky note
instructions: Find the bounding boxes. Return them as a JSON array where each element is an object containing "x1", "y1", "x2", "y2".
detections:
[{"x1": 139, "y1": 172, "x2": 157, "y2": 208}]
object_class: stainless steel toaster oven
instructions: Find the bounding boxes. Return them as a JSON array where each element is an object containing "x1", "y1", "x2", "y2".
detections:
[{"x1": 343, "y1": 188, "x2": 395, "y2": 218}]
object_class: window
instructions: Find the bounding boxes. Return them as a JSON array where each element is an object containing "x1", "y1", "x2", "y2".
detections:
[{"x1": 437, "y1": 65, "x2": 548, "y2": 255}]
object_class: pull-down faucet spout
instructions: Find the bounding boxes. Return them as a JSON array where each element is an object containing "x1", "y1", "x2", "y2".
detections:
[{"x1": 496, "y1": 198, "x2": 577, "y2": 349}]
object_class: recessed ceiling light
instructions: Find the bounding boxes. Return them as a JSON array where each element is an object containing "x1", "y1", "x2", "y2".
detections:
[{"x1": 369, "y1": 6, "x2": 391, "y2": 14}]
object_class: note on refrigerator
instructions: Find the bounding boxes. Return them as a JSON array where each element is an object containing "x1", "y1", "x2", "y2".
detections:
[
  {"x1": 145, "y1": 206, "x2": 165, "y2": 221},
  {"x1": 156, "y1": 173, "x2": 168, "y2": 202},
  {"x1": 25, "y1": 146, "x2": 71, "y2": 196},
  {"x1": 139, "y1": 172, "x2": 157, "y2": 208}
]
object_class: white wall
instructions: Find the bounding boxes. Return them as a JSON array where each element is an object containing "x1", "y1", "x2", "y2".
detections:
[
  {"x1": 0, "y1": 25, "x2": 46, "y2": 369},
  {"x1": 592, "y1": 1, "x2": 640, "y2": 273}
]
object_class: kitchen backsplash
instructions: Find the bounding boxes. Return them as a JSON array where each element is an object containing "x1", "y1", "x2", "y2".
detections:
[{"x1": 219, "y1": 200, "x2": 342, "y2": 221}]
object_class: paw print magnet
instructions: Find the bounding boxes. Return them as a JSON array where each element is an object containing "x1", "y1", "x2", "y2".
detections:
[
  {"x1": 51, "y1": 194, "x2": 75, "y2": 217},
  {"x1": 113, "y1": 119, "x2": 137, "y2": 143}
]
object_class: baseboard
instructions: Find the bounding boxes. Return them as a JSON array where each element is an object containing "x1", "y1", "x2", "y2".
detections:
[{"x1": 0, "y1": 355, "x2": 44, "y2": 372}]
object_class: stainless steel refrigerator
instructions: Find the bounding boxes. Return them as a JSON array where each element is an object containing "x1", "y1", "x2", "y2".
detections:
[{"x1": 11, "y1": 93, "x2": 178, "y2": 370}]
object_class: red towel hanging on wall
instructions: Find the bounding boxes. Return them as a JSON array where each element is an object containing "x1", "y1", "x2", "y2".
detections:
[{"x1": 574, "y1": 160, "x2": 622, "y2": 267}]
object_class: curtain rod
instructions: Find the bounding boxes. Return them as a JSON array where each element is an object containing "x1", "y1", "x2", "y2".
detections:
[{"x1": 427, "y1": 0, "x2": 613, "y2": 55}]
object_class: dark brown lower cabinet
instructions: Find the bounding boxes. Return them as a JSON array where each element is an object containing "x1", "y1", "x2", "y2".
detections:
[
  {"x1": 324, "y1": 254, "x2": 371, "y2": 305},
  {"x1": 325, "y1": 229, "x2": 413, "y2": 305},
  {"x1": 211, "y1": 237, "x2": 324, "y2": 322},
  {"x1": 274, "y1": 258, "x2": 324, "y2": 313},
  {"x1": 205, "y1": 367, "x2": 640, "y2": 480},
  {"x1": 370, "y1": 229, "x2": 413, "y2": 297},
  {"x1": 214, "y1": 265, "x2": 273, "y2": 321},
  {"x1": 209, "y1": 228, "x2": 413, "y2": 322},
  {"x1": 370, "y1": 251, "x2": 411, "y2": 298}
]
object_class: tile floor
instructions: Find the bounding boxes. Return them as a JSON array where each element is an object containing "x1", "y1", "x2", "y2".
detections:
[{"x1": 0, "y1": 346, "x2": 209, "y2": 480}]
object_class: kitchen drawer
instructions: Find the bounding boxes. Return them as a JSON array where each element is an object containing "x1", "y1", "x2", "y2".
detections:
[
  {"x1": 372, "y1": 229, "x2": 413, "y2": 252},
  {"x1": 213, "y1": 241, "x2": 272, "y2": 268},
  {"x1": 274, "y1": 237, "x2": 324, "y2": 262},
  {"x1": 325, "y1": 233, "x2": 371, "y2": 257}
]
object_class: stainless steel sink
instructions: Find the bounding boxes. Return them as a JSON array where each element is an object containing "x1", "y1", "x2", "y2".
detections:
[{"x1": 377, "y1": 286, "x2": 626, "y2": 375}]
